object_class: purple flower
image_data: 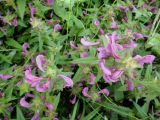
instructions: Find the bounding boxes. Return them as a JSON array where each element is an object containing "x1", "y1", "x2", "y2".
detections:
[
  {"x1": 94, "y1": 19, "x2": 100, "y2": 27},
  {"x1": 53, "y1": 23, "x2": 62, "y2": 32},
  {"x1": 20, "y1": 97, "x2": 30, "y2": 108},
  {"x1": 89, "y1": 72, "x2": 96, "y2": 85},
  {"x1": 22, "y1": 43, "x2": 30, "y2": 56},
  {"x1": 119, "y1": 6, "x2": 129, "y2": 12},
  {"x1": 12, "y1": 18, "x2": 18, "y2": 27},
  {"x1": 58, "y1": 74, "x2": 73, "y2": 88},
  {"x1": 45, "y1": 102, "x2": 54, "y2": 111},
  {"x1": 29, "y1": 3, "x2": 36, "y2": 18},
  {"x1": 123, "y1": 40, "x2": 137, "y2": 49},
  {"x1": 80, "y1": 51, "x2": 88, "y2": 58},
  {"x1": 99, "y1": 60, "x2": 111, "y2": 76},
  {"x1": 97, "y1": 47, "x2": 108, "y2": 60},
  {"x1": 70, "y1": 94, "x2": 77, "y2": 104},
  {"x1": 0, "y1": 74, "x2": 12, "y2": 80},
  {"x1": 82, "y1": 87, "x2": 91, "y2": 98},
  {"x1": 103, "y1": 69, "x2": 123, "y2": 83},
  {"x1": 110, "y1": 17, "x2": 118, "y2": 29},
  {"x1": 99, "y1": 28, "x2": 105, "y2": 35},
  {"x1": 70, "y1": 41, "x2": 78, "y2": 49},
  {"x1": 134, "y1": 55, "x2": 155, "y2": 67},
  {"x1": 80, "y1": 38, "x2": 100, "y2": 48},
  {"x1": 36, "y1": 54, "x2": 46, "y2": 72},
  {"x1": 25, "y1": 70, "x2": 43, "y2": 87},
  {"x1": 26, "y1": 93, "x2": 35, "y2": 98},
  {"x1": 106, "y1": 32, "x2": 120, "y2": 59},
  {"x1": 31, "y1": 113, "x2": 40, "y2": 120},
  {"x1": 47, "y1": 0, "x2": 53, "y2": 6},
  {"x1": 36, "y1": 79, "x2": 51, "y2": 92},
  {"x1": 98, "y1": 88, "x2": 109, "y2": 96},
  {"x1": 133, "y1": 32, "x2": 143, "y2": 40},
  {"x1": 126, "y1": 80, "x2": 134, "y2": 91}
]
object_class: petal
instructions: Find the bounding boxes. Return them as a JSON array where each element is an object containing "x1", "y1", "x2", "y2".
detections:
[
  {"x1": 123, "y1": 40, "x2": 137, "y2": 49},
  {"x1": 89, "y1": 73, "x2": 96, "y2": 85},
  {"x1": 47, "y1": 0, "x2": 53, "y2": 6},
  {"x1": 20, "y1": 97, "x2": 30, "y2": 108},
  {"x1": 58, "y1": 74, "x2": 73, "y2": 88},
  {"x1": 53, "y1": 23, "x2": 62, "y2": 32},
  {"x1": 36, "y1": 54, "x2": 46, "y2": 72},
  {"x1": 80, "y1": 51, "x2": 88, "y2": 58},
  {"x1": 99, "y1": 28, "x2": 105, "y2": 35},
  {"x1": 94, "y1": 19, "x2": 100, "y2": 27},
  {"x1": 97, "y1": 47, "x2": 108, "y2": 59},
  {"x1": 0, "y1": 74, "x2": 12, "y2": 80},
  {"x1": 127, "y1": 80, "x2": 134, "y2": 91},
  {"x1": 70, "y1": 95, "x2": 77, "y2": 104},
  {"x1": 133, "y1": 32, "x2": 143, "y2": 40},
  {"x1": 98, "y1": 88, "x2": 110, "y2": 96},
  {"x1": 31, "y1": 113, "x2": 40, "y2": 120},
  {"x1": 70, "y1": 41, "x2": 78, "y2": 49},
  {"x1": 82, "y1": 87, "x2": 91, "y2": 98},
  {"x1": 45, "y1": 102, "x2": 54, "y2": 111},
  {"x1": 12, "y1": 18, "x2": 18, "y2": 27},
  {"x1": 25, "y1": 70, "x2": 43, "y2": 81},
  {"x1": 111, "y1": 70, "x2": 123, "y2": 80},
  {"x1": 22, "y1": 43, "x2": 30, "y2": 52},
  {"x1": 29, "y1": 3, "x2": 36, "y2": 18},
  {"x1": 80, "y1": 38, "x2": 100, "y2": 47},
  {"x1": 99, "y1": 60, "x2": 111, "y2": 76},
  {"x1": 110, "y1": 17, "x2": 118, "y2": 29},
  {"x1": 134, "y1": 55, "x2": 155, "y2": 66}
]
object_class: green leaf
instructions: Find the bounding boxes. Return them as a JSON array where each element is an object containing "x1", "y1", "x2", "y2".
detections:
[
  {"x1": 83, "y1": 107, "x2": 100, "y2": 120},
  {"x1": 53, "y1": 93, "x2": 61, "y2": 110},
  {"x1": 71, "y1": 101, "x2": 79, "y2": 120},
  {"x1": 72, "y1": 16, "x2": 85, "y2": 29},
  {"x1": 16, "y1": 106, "x2": 25, "y2": 120},
  {"x1": 5, "y1": 39, "x2": 22, "y2": 50},
  {"x1": 0, "y1": 53, "x2": 11, "y2": 64},
  {"x1": 17, "y1": 0, "x2": 26, "y2": 20},
  {"x1": 72, "y1": 57, "x2": 99, "y2": 64}
]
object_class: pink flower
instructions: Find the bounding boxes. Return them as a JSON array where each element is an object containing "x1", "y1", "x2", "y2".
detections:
[
  {"x1": 47, "y1": 0, "x2": 53, "y2": 6},
  {"x1": 70, "y1": 41, "x2": 78, "y2": 49},
  {"x1": 58, "y1": 74, "x2": 73, "y2": 88},
  {"x1": 103, "y1": 69, "x2": 123, "y2": 83},
  {"x1": 94, "y1": 19, "x2": 100, "y2": 27},
  {"x1": 80, "y1": 38, "x2": 100, "y2": 48},
  {"x1": 31, "y1": 113, "x2": 40, "y2": 120},
  {"x1": 99, "y1": 60, "x2": 111, "y2": 76},
  {"x1": 97, "y1": 47, "x2": 108, "y2": 60},
  {"x1": 98, "y1": 88, "x2": 109, "y2": 96},
  {"x1": 110, "y1": 17, "x2": 118, "y2": 29},
  {"x1": 80, "y1": 51, "x2": 88, "y2": 58},
  {"x1": 133, "y1": 32, "x2": 143, "y2": 40},
  {"x1": 25, "y1": 70, "x2": 43, "y2": 87},
  {"x1": 82, "y1": 87, "x2": 91, "y2": 98},
  {"x1": 22, "y1": 43, "x2": 30, "y2": 56},
  {"x1": 47, "y1": 20, "x2": 53, "y2": 26},
  {"x1": 20, "y1": 97, "x2": 30, "y2": 108},
  {"x1": 107, "y1": 32, "x2": 120, "y2": 59},
  {"x1": 45, "y1": 102, "x2": 54, "y2": 111},
  {"x1": 133, "y1": 55, "x2": 155, "y2": 67},
  {"x1": 29, "y1": 3, "x2": 36, "y2": 18},
  {"x1": 36, "y1": 54, "x2": 46, "y2": 72},
  {"x1": 53, "y1": 23, "x2": 62, "y2": 32},
  {"x1": 12, "y1": 18, "x2": 18, "y2": 27},
  {"x1": 36, "y1": 79, "x2": 51, "y2": 92},
  {"x1": 89, "y1": 73, "x2": 96, "y2": 85},
  {"x1": 0, "y1": 74, "x2": 12, "y2": 80},
  {"x1": 127, "y1": 80, "x2": 134, "y2": 91}
]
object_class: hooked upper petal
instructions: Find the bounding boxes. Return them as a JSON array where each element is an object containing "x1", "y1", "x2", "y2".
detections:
[
  {"x1": 25, "y1": 70, "x2": 43, "y2": 81},
  {"x1": 0, "y1": 74, "x2": 12, "y2": 80},
  {"x1": 82, "y1": 87, "x2": 91, "y2": 98},
  {"x1": 53, "y1": 23, "x2": 62, "y2": 32},
  {"x1": 80, "y1": 38, "x2": 100, "y2": 47},
  {"x1": 20, "y1": 97, "x2": 30, "y2": 108},
  {"x1": 99, "y1": 60, "x2": 111, "y2": 76},
  {"x1": 58, "y1": 74, "x2": 73, "y2": 88},
  {"x1": 89, "y1": 72, "x2": 96, "y2": 85},
  {"x1": 45, "y1": 102, "x2": 54, "y2": 111},
  {"x1": 36, "y1": 54, "x2": 46, "y2": 72},
  {"x1": 98, "y1": 88, "x2": 110, "y2": 96},
  {"x1": 134, "y1": 55, "x2": 155, "y2": 66}
]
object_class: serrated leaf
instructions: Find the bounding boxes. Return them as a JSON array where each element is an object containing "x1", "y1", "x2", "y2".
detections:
[{"x1": 5, "y1": 39, "x2": 22, "y2": 50}]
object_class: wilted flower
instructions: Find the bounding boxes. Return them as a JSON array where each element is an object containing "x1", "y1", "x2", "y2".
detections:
[
  {"x1": 20, "y1": 97, "x2": 30, "y2": 108},
  {"x1": 98, "y1": 88, "x2": 110, "y2": 96},
  {"x1": 53, "y1": 23, "x2": 62, "y2": 32},
  {"x1": 133, "y1": 55, "x2": 155, "y2": 67},
  {"x1": 29, "y1": 3, "x2": 36, "y2": 18},
  {"x1": 0, "y1": 74, "x2": 12, "y2": 80},
  {"x1": 36, "y1": 54, "x2": 46, "y2": 72},
  {"x1": 89, "y1": 72, "x2": 96, "y2": 85},
  {"x1": 58, "y1": 74, "x2": 73, "y2": 88},
  {"x1": 110, "y1": 17, "x2": 118, "y2": 29},
  {"x1": 47, "y1": 0, "x2": 53, "y2": 6},
  {"x1": 126, "y1": 80, "x2": 134, "y2": 91},
  {"x1": 80, "y1": 38, "x2": 100, "y2": 48},
  {"x1": 12, "y1": 18, "x2": 18, "y2": 27},
  {"x1": 82, "y1": 87, "x2": 91, "y2": 98}
]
